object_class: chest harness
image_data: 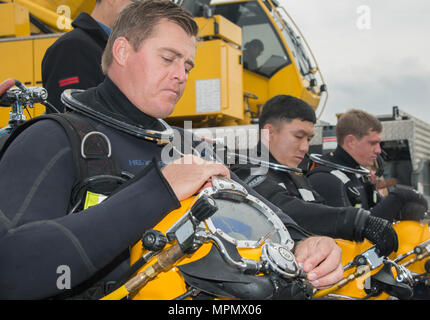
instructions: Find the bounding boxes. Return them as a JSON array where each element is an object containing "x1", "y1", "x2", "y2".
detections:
[{"x1": 307, "y1": 153, "x2": 381, "y2": 208}]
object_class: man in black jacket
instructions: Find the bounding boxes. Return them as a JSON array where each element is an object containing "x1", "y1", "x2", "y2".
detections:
[
  {"x1": 307, "y1": 109, "x2": 428, "y2": 222},
  {"x1": 42, "y1": 0, "x2": 133, "y2": 112},
  {"x1": 0, "y1": 1, "x2": 342, "y2": 299},
  {"x1": 231, "y1": 95, "x2": 399, "y2": 257}
]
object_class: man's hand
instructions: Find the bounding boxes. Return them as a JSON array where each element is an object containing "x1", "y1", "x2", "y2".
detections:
[
  {"x1": 294, "y1": 236, "x2": 343, "y2": 289},
  {"x1": 0, "y1": 79, "x2": 15, "y2": 96},
  {"x1": 161, "y1": 154, "x2": 230, "y2": 201}
]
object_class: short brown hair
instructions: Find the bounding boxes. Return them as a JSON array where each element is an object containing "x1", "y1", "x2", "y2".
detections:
[
  {"x1": 336, "y1": 109, "x2": 382, "y2": 145},
  {"x1": 101, "y1": 0, "x2": 198, "y2": 73}
]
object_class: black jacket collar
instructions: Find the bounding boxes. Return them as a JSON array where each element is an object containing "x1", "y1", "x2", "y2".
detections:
[{"x1": 72, "y1": 12, "x2": 109, "y2": 43}]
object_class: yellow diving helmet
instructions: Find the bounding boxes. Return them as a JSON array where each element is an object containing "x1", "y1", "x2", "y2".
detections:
[
  {"x1": 102, "y1": 176, "x2": 313, "y2": 300},
  {"x1": 315, "y1": 220, "x2": 430, "y2": 300}
]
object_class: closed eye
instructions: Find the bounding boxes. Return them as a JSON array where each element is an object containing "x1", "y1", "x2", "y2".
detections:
[{"x1": 161, "y1": 56, "x2": 174, "y2": 63}]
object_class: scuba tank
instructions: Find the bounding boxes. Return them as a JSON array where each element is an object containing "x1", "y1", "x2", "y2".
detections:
[{"x1": 102, "y1": 176, "x2": 313, "y2": 300}]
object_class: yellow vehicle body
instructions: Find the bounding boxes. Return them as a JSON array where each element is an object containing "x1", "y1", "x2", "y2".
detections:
[
  {"x1": 242, "y1": 0, "x2": 322, "y2": 118},
  {"x1": 9, "y1": 0, "x2": 94, "y2": 33},
  {"x1": 168, "y1": 16, "x2": 244, "y2": 127},
  {"x1": 0, "y1": 33, "x2": 58, "y2": 125},
  {"x1": 128, "y1": 196, "x2": 263, "y2": 300},
  {"x1": 0, "y1": 2, "x2": 30, "y2": 38},
  {"x1": 169, "y1": 0, "x2": 325, "y2": 128},
  {"x1": 0, "y1": 0, "x2": 326, "y2": 128},
  {"x1": 0, "y1": 0, "x2": 95, "y2": 127}
]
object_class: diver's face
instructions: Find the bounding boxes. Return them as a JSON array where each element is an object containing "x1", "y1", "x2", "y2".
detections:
[
  {"x1": 263, "y1": 119, "x2": 315, "y2": 168},
  {"x1": 123, "y1": 19, "x2": 196, "y2": 118},
  {"x1": 344, "y1": 130, "x2": 382, "y2": 167}
]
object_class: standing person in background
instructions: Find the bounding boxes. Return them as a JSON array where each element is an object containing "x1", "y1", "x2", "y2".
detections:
[{"x1": 42, "y1": 0, "x2": 133, "y2": 112}]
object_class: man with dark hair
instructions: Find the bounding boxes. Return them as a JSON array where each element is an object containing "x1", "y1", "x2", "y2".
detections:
[
  {"x1": 307, "y1": 109, "x2": 428, "y2": 222},
  {"x1": 243, "y1": 39, "x2": 264, "y2": 71},
  {"x1": 0, "y1": 2, "x2": 342, "y2": 299},
  {"x1": 42, "y1": 0, "x2": 133, "y2": 112},
  {"x1": 231, "y1": 95, "x2": 399, "y2": 258}
]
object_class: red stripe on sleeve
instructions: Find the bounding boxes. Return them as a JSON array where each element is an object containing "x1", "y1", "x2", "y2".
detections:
[{"x1": 59, "y1": 77, "x2": 79, "y2": 87}]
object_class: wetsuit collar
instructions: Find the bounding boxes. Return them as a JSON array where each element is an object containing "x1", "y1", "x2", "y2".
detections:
[
  {"x1": 72, "y1": 76, "x2": 164, "y2": 131},
  {"x1": 253, "y1": 141, "x2": 302, "y2": 174},
  {"x1": 333, "y1": 145, "x2": 361, "y2": 168},
  {"x1": 256, "y1": 141, "x2": 287, "y2": 167}
]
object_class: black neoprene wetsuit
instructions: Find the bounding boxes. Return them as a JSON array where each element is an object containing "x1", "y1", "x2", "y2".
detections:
[
  {"x1": 307, "y1": 146, "x2": 403, "y2": 222},
  {"x1": 0, "y1": 77, "x2": 305, "y2": 299}
]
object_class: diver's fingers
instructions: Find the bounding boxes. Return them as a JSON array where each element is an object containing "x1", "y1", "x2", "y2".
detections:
[
  {"x1": 161, "y1": 155, "x2": 230, "y2": 201},
  {"x1": 307, "y1": 250, "x2": 343, "y2": 289},
  {"x1": 0, "y1": 79, "x2": 15, "y2": 96},
  {"x1": 295, "y1": 236, "x2": 343, "y2": 289}
]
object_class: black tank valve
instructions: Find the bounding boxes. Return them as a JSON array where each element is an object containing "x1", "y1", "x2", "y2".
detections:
[{"x1": 142, "y1": 229, "x2": 168, "y2": 252}]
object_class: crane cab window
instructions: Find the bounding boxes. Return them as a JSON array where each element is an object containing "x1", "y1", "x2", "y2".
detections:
[{"x1": 214, "y1": 1, "x2": 291, "y2": 77}]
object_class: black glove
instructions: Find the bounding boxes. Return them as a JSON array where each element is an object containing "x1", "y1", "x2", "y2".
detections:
[
  {"x1": 399, "y1": 201, "x2": 427, "y2": 221},
  {"x1": 362, "y1": 215, "x2": 399, "y2": 256},
  {"x1": 390, "y1": 186, "x2": 428, "y2": 220}
]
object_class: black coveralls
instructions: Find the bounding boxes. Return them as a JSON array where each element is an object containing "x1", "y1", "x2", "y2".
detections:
[
  {"x1": 0, "y1": 78, "x2": 305, "y2": 299},
  {"x1": 230, "y1": 146, "x2": 369, "y2": 243},
  {"x1": 42, "y1": 12, "x2": 108, "y2": 112}
]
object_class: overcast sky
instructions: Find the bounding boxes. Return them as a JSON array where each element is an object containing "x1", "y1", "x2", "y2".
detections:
[{"x1": 279, "y1": 0, "x2": 430, "y2": 125}]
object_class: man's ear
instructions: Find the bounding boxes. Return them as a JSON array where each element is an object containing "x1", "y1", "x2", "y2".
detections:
[
  {"x1": 343, "y1": 134, "x2": 356, "y2": 149},
  {"x1": 261, "y1": 123, "x2": 274, "y2": 143},
  {"x1": 112, "y1": 37, "x2": 131, "y2": 67}
]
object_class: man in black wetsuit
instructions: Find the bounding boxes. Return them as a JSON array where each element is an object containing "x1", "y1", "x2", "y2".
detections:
[
  {"x1": 231, "y1": 95, "x2": 399, "y2": 256},
  {"x1": 307, "y1": 109, "x2": 427, "y2": 222},
  {"x1": 0, "y1": 1, "x2": 342, "y2": 299},
  {"x1": 42, "y1": 0, "x2": 133, "y2": 112}
]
